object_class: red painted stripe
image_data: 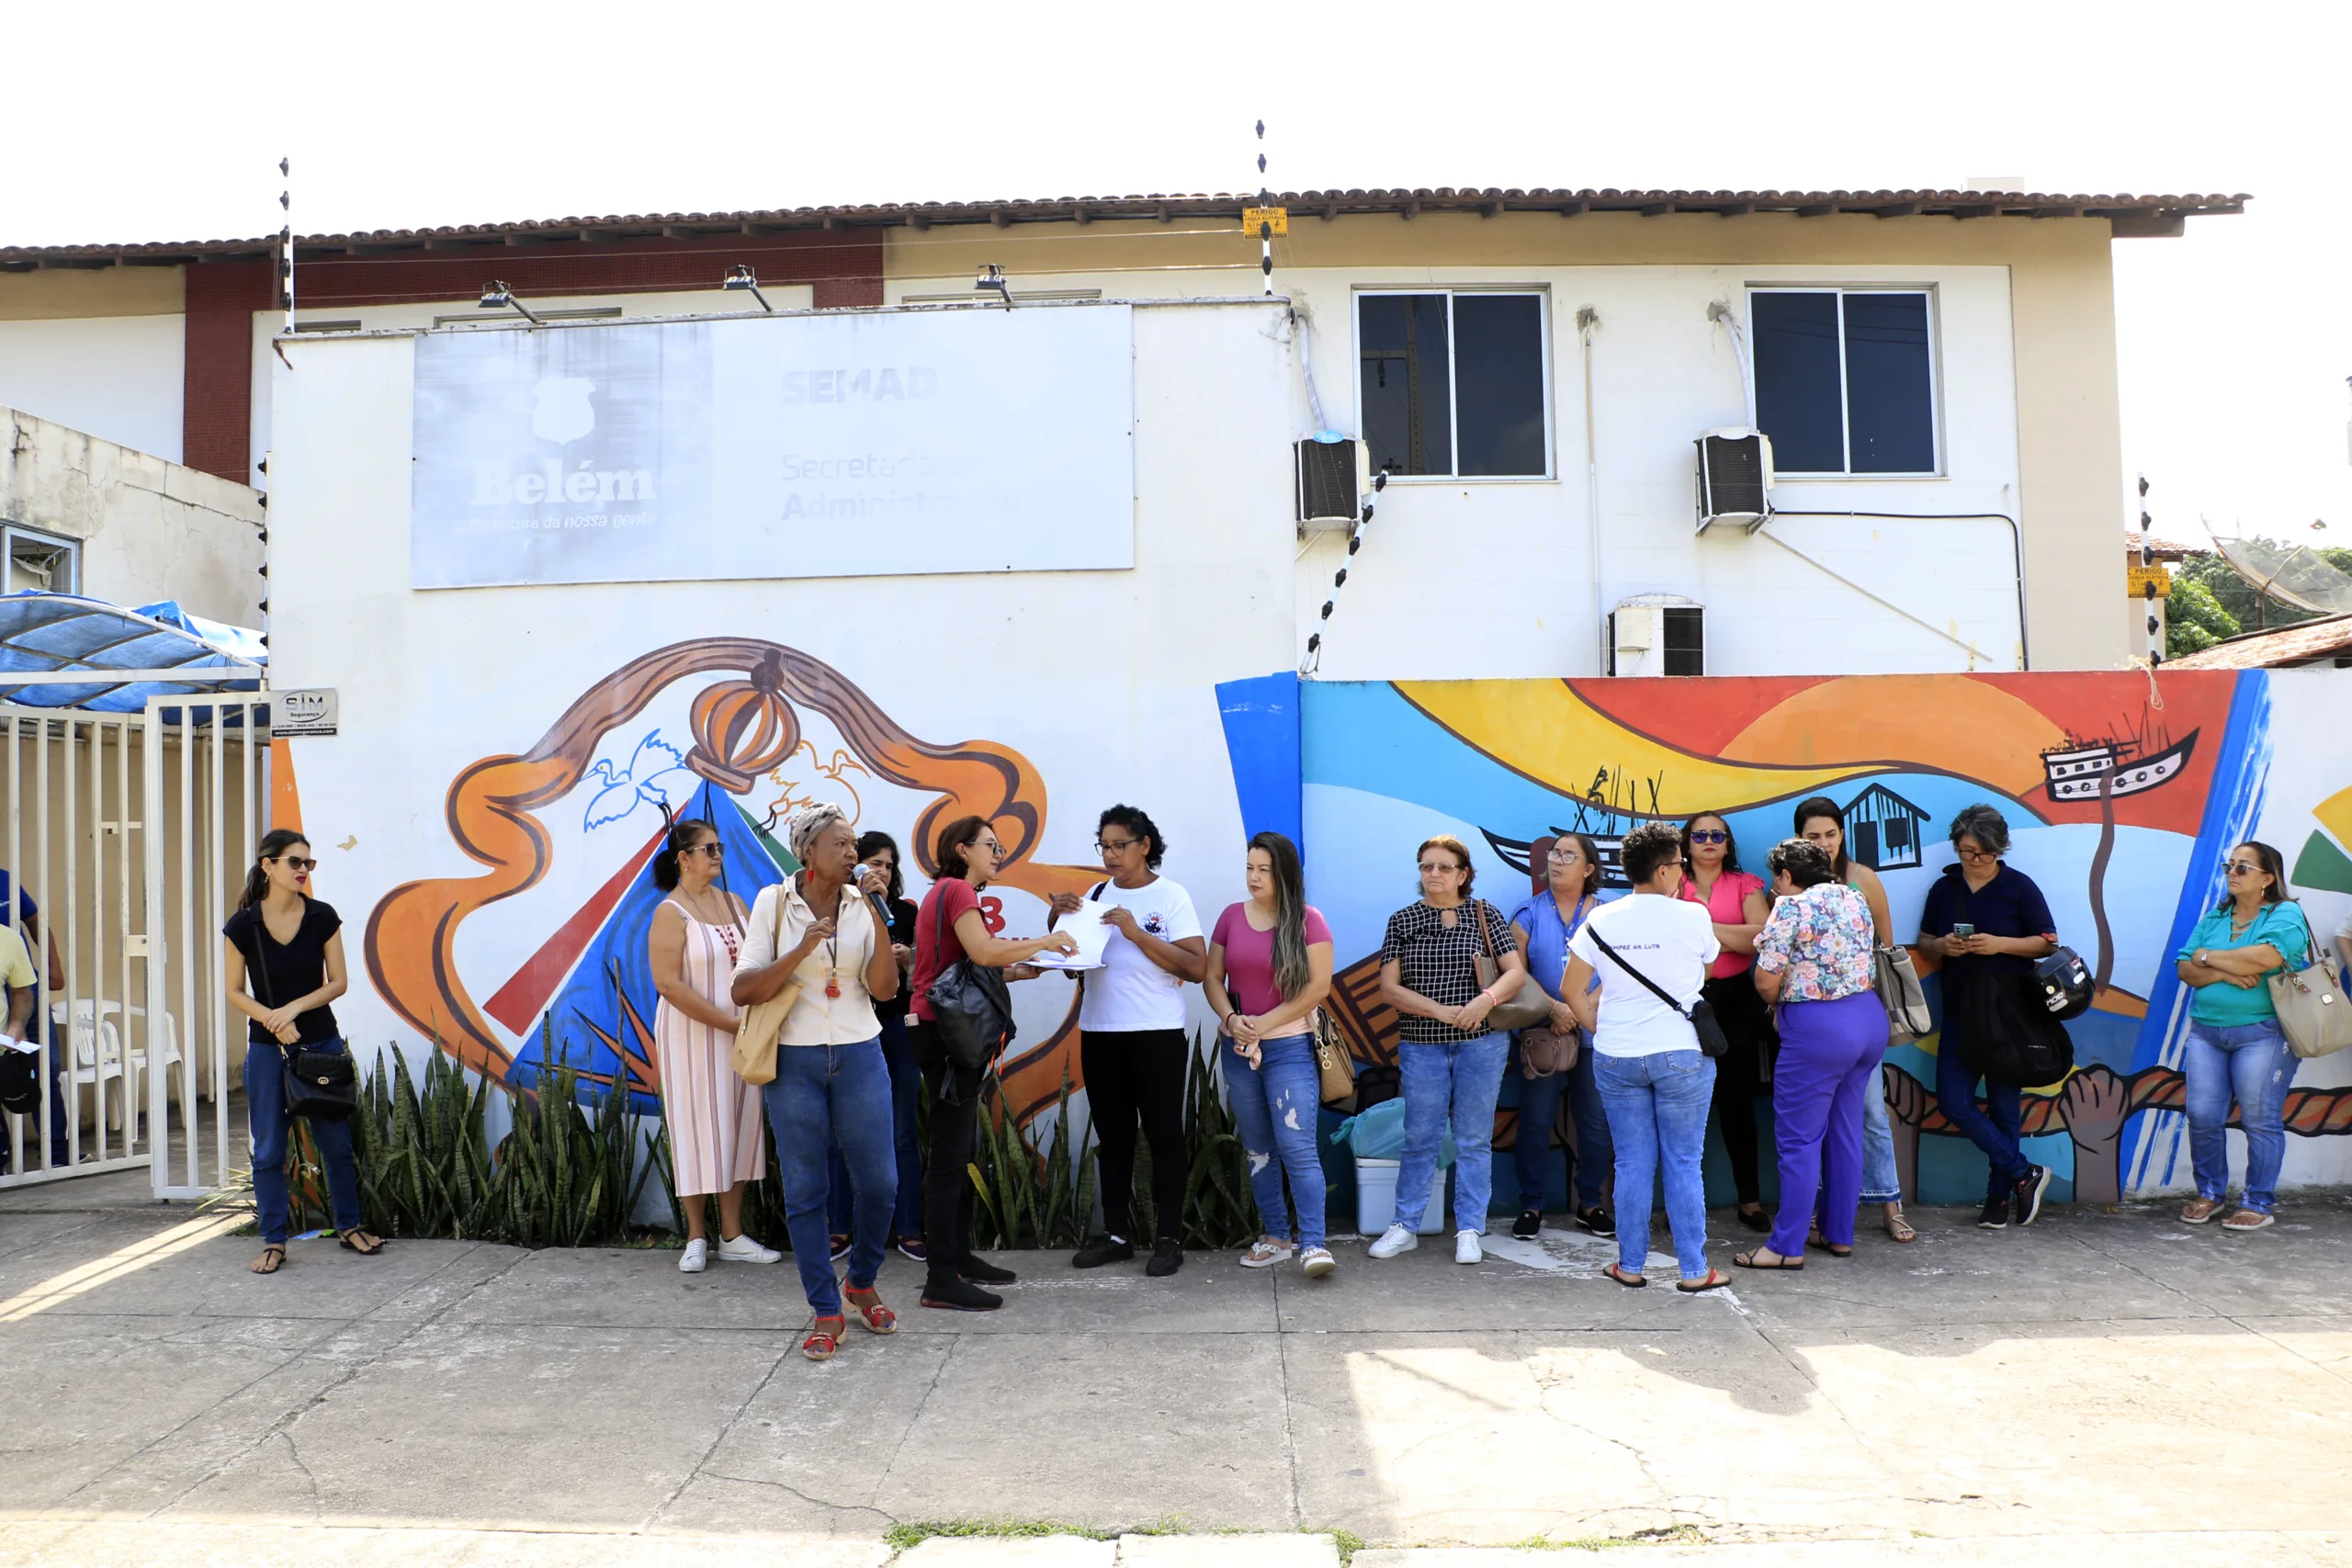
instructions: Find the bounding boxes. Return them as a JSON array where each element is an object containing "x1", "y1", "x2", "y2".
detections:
[{"x1": 483, "y1": 827, "x2": 665, "y2": 1037}]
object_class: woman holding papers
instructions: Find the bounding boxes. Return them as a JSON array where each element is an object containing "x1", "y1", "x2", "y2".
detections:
[
  {"x1": 1205, "y1": 830, "x2": 1338, "y2": 1277},
  {"x1": 908, "y1": 815, "x2": 1078, "y2": 1312},
  {"x1": 730, "y1": 803, "x2": 903, "y2": 1360},
  {"x1": 1053, "y1": 805, "x2": 1207, "y2": 1279}
]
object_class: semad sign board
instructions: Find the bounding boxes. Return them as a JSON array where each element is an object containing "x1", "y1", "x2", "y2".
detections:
[{"x1": 410, "y1": 303, "x2": 1136, "y2": 589}]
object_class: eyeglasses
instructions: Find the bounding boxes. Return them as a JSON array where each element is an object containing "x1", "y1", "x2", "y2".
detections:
[
  {"x1": 1955, "y1": 844, "x2": 1999, "y2": 863},
  {"x1": 692, "y1": 841, "x2": 726, "y2": 859},
  {"x1": 273, "y1": 855, "x2": 317, "y2": 872},
  {"x1": 1545, "y1": 847, "x2": 1584, "y2": 863},
  {"x1": 1095, "y1": 838, "x2": 1139, "y2": 854},
  {"x1": 1688, "y1": 829, "x2": 1728, "y2": 845},
  {"x1": 2223, "y1": 860, "x2": 2260, "y2": 876},
  {"x1": 1418, "y1": 862, "x2": 1464, "y2": 874}
]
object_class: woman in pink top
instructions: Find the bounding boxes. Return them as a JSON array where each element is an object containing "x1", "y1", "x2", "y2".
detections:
[
  {"x1": 1679, "y1": 813, "x2": 1772, "y2": 1231},
  {"x1": 1204, "y1": 831, "x2": 1338, "y2": 1278}
]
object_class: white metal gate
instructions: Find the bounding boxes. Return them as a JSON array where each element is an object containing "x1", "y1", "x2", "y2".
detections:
[{"x1": 0, "y1": 694, "x2": 267, "y2": 1198}]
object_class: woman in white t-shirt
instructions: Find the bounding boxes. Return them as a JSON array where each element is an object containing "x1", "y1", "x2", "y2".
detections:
[
  {"x1": 1564, "y1": 821, "x2": 1727, "y2": 1292},
  {"x1": 1048, "y1": 805, "x2": 1206, "y2": 1279}
]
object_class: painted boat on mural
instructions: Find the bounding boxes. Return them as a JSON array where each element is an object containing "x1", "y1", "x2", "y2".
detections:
[{"x1": 2041, "y1": 733, "x2": 2197, "y2": 803}]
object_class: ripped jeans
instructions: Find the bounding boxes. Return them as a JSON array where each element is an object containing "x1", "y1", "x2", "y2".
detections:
[{"x1": 1220, "y1": 1032, "x2": 1327, "y2": 1251}]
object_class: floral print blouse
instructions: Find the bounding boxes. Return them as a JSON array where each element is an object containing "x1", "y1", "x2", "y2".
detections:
[{"x1": 1754, "y1": 883, "x2": 1877, "y2": 1003}]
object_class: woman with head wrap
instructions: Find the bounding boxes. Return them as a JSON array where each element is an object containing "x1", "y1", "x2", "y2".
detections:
[{"x1": 732, "y1": 802, "x2": 905, "y2": 1361}]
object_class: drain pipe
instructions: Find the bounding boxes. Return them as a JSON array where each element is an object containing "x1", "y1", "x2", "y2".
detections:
[
  {"x1": 1577, "y1": 307, "x2": 1603, "y2": 673},
  {"x1": 1768, "y1": 510, "x2": 2030, "y2": 671}
]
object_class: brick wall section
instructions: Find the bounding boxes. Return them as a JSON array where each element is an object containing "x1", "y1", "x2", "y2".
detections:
[{"x1": 182, "y1": 259, "x2": 273, "y2": 481}]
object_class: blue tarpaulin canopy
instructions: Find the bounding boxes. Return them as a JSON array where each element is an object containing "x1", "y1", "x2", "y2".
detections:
[{"x1": 0, "y1": 592, "x2": 265, "y2": 712}]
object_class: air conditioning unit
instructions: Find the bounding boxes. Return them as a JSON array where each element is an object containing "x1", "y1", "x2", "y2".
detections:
[
  {"x1": 1608, "y1": 595, "x2": 1705, "y2": 677},
  {"x1": 1295, "y1": 436, "x2": 1370, "y2": 533},
  {"x1": 1694, "y1": 427, "x2": 1774, "y2": 534}
]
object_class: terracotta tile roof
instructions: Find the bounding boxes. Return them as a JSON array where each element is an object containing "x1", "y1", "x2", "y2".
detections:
[
  {"x1": 2127, "y1": 534, "x2": 2210, "y2": 561},
  {"x1": 2165, "y1": 613, "x2": 2352, "y2": 670},
  {"x1": 0, "y1": 186, "x2": 2250, "y2": 268}
]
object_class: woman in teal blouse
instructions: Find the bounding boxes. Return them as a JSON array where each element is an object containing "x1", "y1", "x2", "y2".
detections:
[{"x1": 2173, "y1": 841, "x2": 2309, "y2": 1231}]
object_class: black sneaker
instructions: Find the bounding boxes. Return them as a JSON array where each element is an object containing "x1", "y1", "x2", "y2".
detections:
[
  {"x1": 1511, "y1": 1209, "x2": 1543, "y2": 1239},
  {"x1": 919, "y1": 1275, "x2": 1001, "y2": 1312},
  {"x1": 828, "y1": 1233, "x2": 852, "y2": 1262},
  {"x1": 956, "y1": 1254, "x2": 1017, "y2": 1285},
  {"x1": 1576, "y1": 1206, "x2": 1615, "y2": 1238},
  {"x1": 1975, "y1": 1196, "x2": 2009, "y2": 1230},
  {"x1": 1146, "y1": 1238, "x2": 1184, "y2": 1277},
  {"x1": 2013, "y1": 1164, "x2": 2053, "y2": 1227},
  {"x1": 895, "y1": 1235, "x2": 929, "y2": 1264},
  {"x1": 1071, "y1": 1235, "x2": 1134, "y2": 1269}
]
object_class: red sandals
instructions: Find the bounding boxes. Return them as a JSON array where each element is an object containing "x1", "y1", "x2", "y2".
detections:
[
  {"x1": 802, "y1": 1315, "x2": 846, "y2": 1361},
  {"x1": 844, "y1": 1288, "x2": 897, "y2": 1336}
]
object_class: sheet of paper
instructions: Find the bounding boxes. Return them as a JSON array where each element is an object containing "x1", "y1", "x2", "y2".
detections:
[{"x1": 1024, "y1": 901, "x2": 1110, "y2": 971}]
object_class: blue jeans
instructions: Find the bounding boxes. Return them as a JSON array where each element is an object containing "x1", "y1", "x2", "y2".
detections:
[
  {"x1": 828, "y1": 1012, "x2": 923, "y2": 1239},
  {"x1": 1595, "y1": 1049, "x2": 1715, "y2": 1280},
  {"x1": 1510, "y1": 1032, "x2": 1613, "y2": 1213},
  {"x1": 1934, "y1": 1035, "x2": 2028, "y2": 1198},
  {"x1": 1860, "y1": 1062, "x2": 1902, "y2": 1205},
  {"x1": 1221, "y1": 1032, "x2": 1327, "y2": 1250},
  {"x1": 1396, "y1": 1032, "x2": 1510, "y2": 1234},
  {"x1": 246, "y1": 1038, "x2": 362, "y2": 1247},
  {"x1": 763, "y1": 1040, "x2": 895, "y2": 1317},
  {"x1": 2184, "y1": 1019, "x2": 2297, "y2": 1213}
]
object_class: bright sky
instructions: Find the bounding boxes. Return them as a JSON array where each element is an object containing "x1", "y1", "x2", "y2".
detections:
[{"x1": 9, "y1": 2, "x2": 2346, "y2": 547}]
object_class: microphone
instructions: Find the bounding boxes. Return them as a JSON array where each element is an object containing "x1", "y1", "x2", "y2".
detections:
[{"x1": 853, "y1": 865, "x2": 896, "y2": 940}]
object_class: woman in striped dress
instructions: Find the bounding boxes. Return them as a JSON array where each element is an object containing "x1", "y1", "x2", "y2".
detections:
[{"x1": 647, "y1": 818, "x2": 778, "y2": 1273}]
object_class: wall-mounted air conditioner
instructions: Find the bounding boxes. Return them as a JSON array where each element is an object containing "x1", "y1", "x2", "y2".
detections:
[
  {"x1": 1694, "y1": 427, "x2": 1773, "y2": 534},
  {"x1": 1295, "y1": 436, "x2": 1370, "y2": 533},
  {"x1": 1608, "y1": 595, "x2": 1705, "y2": 677}
]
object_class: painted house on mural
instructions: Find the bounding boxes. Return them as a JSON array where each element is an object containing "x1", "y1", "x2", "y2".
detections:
[{"x1": 18, "y1": 184, "x2": 2352, "y2": 1218}]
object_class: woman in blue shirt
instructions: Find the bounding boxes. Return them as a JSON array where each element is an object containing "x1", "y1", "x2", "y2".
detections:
[
  {"x1": 2174, "y1": 840, "x2": 2308, "y2": 1232},
  {"x1": 1507, "y1": 833, "x2": 1614, "y2": 1240}
]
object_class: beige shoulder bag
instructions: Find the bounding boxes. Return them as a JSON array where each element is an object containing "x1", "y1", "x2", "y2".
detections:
[
  {"x1": 2270, "y1": 907, "x2": 2351, "y2": 1061},
  {"x1": 731, "y1": 882, "x2": 802, "y2": 1086}
]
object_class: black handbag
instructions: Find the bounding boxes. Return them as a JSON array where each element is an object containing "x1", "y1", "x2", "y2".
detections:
[
  {"x1": 0, "y1": 1042, "x2": 38, "y2": 1114},
  {"x1": 243, "y1": 924, "x2": 356, "y2": 1122},
  {"x1": 923, "y1": 890, "x2": 1017, "y2": 1076},
  {"x1": 1954, "y1": 971, "x2": 2075, "y2": 1089},
  {"x1": 1585, "y1": 929, "x2": 1730, "y2": 1058}
]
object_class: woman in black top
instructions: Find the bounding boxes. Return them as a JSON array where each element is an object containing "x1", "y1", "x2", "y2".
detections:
[{"x1": 222, "y1": 828, "x2": 379, "y2": 1273}]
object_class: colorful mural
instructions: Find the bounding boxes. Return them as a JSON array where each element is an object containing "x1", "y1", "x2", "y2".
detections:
[{"x1": 356, "y1": 651, "x2": 2352, "y2": 1213}]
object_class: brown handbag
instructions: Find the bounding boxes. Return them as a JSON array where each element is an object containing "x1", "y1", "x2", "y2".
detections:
[
  {"x1": 1312, "y1": 1008, "x2": 1358, "y2": 1110},
  {"x1": 1473, "y1": 900, "x2": 1554, "y2": 1032},
  {"x1": 730, "y1": 885, "x2": 801, "y2": 1087},
  {"x1": 1518, "y1": 1025, "x2": 1581, "y2": 1077}
]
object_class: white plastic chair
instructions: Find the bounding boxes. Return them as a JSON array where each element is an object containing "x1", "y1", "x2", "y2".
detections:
[{"x1": 54, "y1": 1006, "x2": 128, "y2": 1136}]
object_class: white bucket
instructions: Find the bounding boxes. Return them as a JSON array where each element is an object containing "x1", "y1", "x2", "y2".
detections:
[{"x1": 1354, "y1": 1157, "x2": 1450, "y2": 1236}]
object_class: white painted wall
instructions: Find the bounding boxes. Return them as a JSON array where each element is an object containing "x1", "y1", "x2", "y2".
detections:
[
  {"x1": 0, "y1": 404, "x2": 263, "y2": 624},
  {"x1": 0, "y1": 315, "x2": 184, "y2": 462}
]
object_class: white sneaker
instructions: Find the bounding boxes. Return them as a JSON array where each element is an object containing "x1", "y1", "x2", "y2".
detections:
[
  {"x1": 678, "y1": 1237, "x2": 708, "y2": 1273},
  {"x1": 1454, "y1": 1229, "x2": 1482, "y2": 1265},
  {"x1": 1299, "y1": 1247, "x2": 1338, "y2": 1278},
  {"x1": 718, "y1": 1233, "x2": 780, "y2": 1264},
  {"x1": 1367, "y1": 1223, "x2": 1419, "y2": 1259}
]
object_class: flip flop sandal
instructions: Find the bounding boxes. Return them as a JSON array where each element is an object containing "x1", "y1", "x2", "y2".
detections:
[
  {"x1": 2221, "y1": 1210, "x2": 2276, "y2": 1232},
  {"x1": 1734, "y1": 1250, "x2": 1804, "y2": 1270},
  {"x1": 250, "y1": 1246, "x2": 286, "y2": 1275},
  {"x1": 338, "y1": 1232, "x2": 385, "y2": 1256},
  {"x1": 844, "y1": 1291, "x2": 898, "y2": 1335},
  {"x1": 1602, "y1": 1261, "x2": 1648, "y2": 1289},
  {"x1": 802, "y1": 1315, "x2": 847, "y2": 1360},
  {"x1": 2180, "y1": 1199, "x2": 2225, "y2": 1224},
  {"x1": 1885, "y1": 1211, "x2": 1919, "y2": 1243},
  {"x1": 1678, "y1": 1269, "x2": 1733, "y2": 1292}
]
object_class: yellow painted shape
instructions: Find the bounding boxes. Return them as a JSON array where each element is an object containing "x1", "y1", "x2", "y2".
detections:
[
  {"x1": 1396, "y1": 679, "x2": 1867, "y2": 816},
  {"x1": 2314, "y1": 784, "x2": 2352, "y2": 852},
  {"x1": 1721, "y1": 675, "x2": 2064, "y2": 798}
]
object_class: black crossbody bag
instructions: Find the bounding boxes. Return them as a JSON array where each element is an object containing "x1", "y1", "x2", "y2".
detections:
[
  {"x1": 243, "y1": 919, "x2": 356, "y2": 1121},
  {"x1": 1586, "y1": 929, "x2": 1730, "y2": 1058}
]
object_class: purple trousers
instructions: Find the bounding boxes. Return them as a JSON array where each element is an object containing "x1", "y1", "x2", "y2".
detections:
[{"x1": 1766, "y1": 990, "x2": 1887, "y2": 1258}]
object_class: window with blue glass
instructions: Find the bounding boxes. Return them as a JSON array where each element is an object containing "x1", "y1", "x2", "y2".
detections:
[
  {"x1": 1358, "y1": 291, "x2": 1548, "y2": 478},
  {"x1": 1750, "y1": 289, "x2": 1937, "y2": 475}
]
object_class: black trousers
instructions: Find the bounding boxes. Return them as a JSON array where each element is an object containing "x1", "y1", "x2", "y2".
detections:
[
  {"x1": 1081, "y1": 1027, "x2": 1189, "y2": 1242},
  {"x1": 913, "y1": 1020, "x2": 982, "y2": 1281},
  {"x1": 1704, "y1": 971, "x2": 1773, "y2": 1206}
]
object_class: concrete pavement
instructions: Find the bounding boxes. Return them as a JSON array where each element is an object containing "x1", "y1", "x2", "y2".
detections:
[{"x1": 3, "y1": 1174, "x2": 2348, "y2": 1564}]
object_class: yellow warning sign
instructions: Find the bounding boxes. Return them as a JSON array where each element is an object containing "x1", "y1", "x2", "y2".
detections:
[
  {"x1": 1243, "y1": 206, "x2": 1290, "y2": 237},
  {"x1": 2126, "y1": 563, "x2": 2172, "y2": 598}
]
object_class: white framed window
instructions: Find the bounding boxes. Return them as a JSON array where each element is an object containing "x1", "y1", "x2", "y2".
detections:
[
  {"x1": 3, "y1": 524, "x2": 80, "y2": 595},
  {"x1": 1356, "y1": 289, "x2": 1551, "y2": 479},
  {"x1": 1750, "y1": 288, "x2": 1939, "y2": 476}
]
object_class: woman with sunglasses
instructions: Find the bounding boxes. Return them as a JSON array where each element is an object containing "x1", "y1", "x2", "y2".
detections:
[
  {"x1": 2175, "y1": 841, "x2": 2309, "y2": 1231},
  {"x1": 222, "y1": 829, "x2": 381, "y2": 1275},
  {"x1": 648, "y1": 818, "x2": 777, "y2": 1274},
  {"x1": 1371, "y1": 834, "x2": 1528, "y2": 1265},
  {"x1": 1506, "y1": 833, "x2": 1614, "y2": 1239},
  {"x1": 1678, "y1": 813, "x2": 1773, "y2": 1233},
  {"x1": 1918, "y1": 804, "x2": 2059, "y2": 1230}
]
